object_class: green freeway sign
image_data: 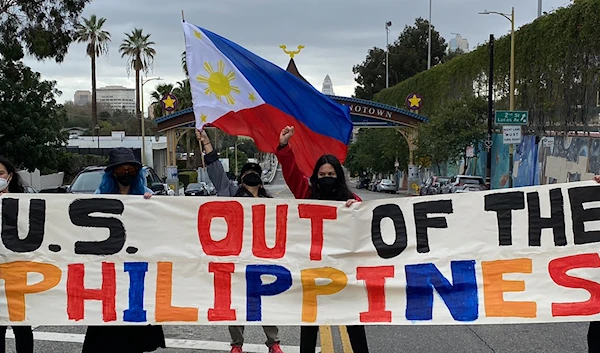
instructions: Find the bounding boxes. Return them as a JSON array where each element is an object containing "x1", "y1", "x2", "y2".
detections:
[{"x1": 495, "y1": 111, "x2": 529, "y2": 125}]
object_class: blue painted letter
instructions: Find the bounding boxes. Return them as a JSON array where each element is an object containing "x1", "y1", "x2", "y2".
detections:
[
  {"x1": 405, "y1": 260, "x2": 478, "y2": 321},
  {"x1": 124, "y1": 262, "x2": 148, "y2": 322},
  {"x1": 246, "y1": 265, "x2": 292, "y2": 321}
]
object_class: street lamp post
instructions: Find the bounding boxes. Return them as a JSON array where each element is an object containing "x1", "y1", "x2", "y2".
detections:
[
  {"x1": 140, "y1": 77, "x2": 162, "y2": 165},
  {"x1": 479, "y1": 8, "x2": 515, "y2": 111},
  {"x1": 385, "y1": 21, "x2": 392, "y2": 88},
  {"x1": 427, "y1": 0, "x2": 432, "y2": 70},
  {"x1": 480, "y1": 7, "x2": 516, "y2": 187}
]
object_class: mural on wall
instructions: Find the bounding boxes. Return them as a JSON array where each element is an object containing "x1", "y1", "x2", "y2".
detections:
[
  {"x1": 491, "y1": 133, "x2": 510, "y2": 189},
  {"x1": 542, "y1": 136, "x2": 593, "y2": 184},
  {"x1": 513, "y1": 135, "x2": 537, "y2": 187}
]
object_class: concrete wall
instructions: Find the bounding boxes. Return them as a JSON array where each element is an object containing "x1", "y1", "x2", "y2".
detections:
[{"x1": 18, "y1": 169, "x2": 64, "y2": 190}]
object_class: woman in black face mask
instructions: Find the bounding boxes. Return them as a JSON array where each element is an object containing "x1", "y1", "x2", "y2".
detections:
[
  {"x1": 195, "y1": 129, "x2": 285, "y2": 353},
  {"x1": 83, "y1": 148, "x2": 166, "y2": 353},
  {"x1": 275, "y1": 127, "x2": 368, "y2": 353}
]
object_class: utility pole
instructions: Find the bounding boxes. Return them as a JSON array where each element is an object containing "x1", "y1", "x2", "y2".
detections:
[
  {"x1": 385, "y1": 21, "x2": 392, "y2": 88},
  {"x1": 427, "y1": 0, "x2": 432, "y2": 70},
  {"x1": 487, "y1": 34, "x2": 494, "y2": 188}
]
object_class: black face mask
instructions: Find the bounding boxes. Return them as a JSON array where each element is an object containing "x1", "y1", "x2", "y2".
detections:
[
  {"x1": 116, "y1": 175, "x2": 134, "y2": 187},
  {"x1": 317, "y1": 177, "x2": 339, "y2": 198},
  {"x1": 242, "y1": 173, "x2": 262, "y2": 187}
]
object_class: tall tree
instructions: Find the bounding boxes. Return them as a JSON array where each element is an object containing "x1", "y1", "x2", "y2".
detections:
[
  {"x1": 353, "y1": 18, "x2": 447, "y2": 100},
  {"x1": 0, "y1": 59, "x2": 67, "y2": 171},
  {"x1": 119, "y1": 28, "x2": 156, "y2": 135},
  {"x1": 0, "y1": 0, "x2": 90, "y2": 62},
  {"x1": 74, "y1": 15, "x2": 111, "y2": 137},
  {"x1": 414, "y1": 96, "x2": 487, "y2": 173}
]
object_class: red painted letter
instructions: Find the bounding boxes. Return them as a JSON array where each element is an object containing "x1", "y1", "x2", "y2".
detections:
[
  {"x1": 252, "y1": 204, "x2": 288, "y2": 259},
  {"x1": 67, "y1": 262, "x2": 116, "y2": 322},
  {"x1": 357, "y1": 266, "x2": 395, "y2": 323},
  {"x1": 208, "y1": 262, "x2": 236, "y2": 321},
  {"x1": 198, "y1": 201, "x2": 244, "y2": 256},
  {"x1": 549, "y1": 253, "x2": 600, "y2": 316},
  {"x1": 298, "y1": 205, "x2": 337, "y2": 261}
]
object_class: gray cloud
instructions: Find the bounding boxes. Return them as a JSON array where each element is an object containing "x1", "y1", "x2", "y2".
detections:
[{"x1": 25, "y1": 0, "x2": 570, "y2": 110}]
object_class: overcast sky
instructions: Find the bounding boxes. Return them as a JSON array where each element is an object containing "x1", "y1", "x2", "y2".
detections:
[{"x1": 25, "y1": 0, "x2": 571, "y2": 113}]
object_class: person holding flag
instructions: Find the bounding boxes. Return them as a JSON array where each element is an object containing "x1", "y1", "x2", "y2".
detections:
[
  {"x1": 195, "y1": 129, "x2": 285, "y2": 353},
  {"x1": 276, "y1": 126, "x2": 369, "y2": 353}
]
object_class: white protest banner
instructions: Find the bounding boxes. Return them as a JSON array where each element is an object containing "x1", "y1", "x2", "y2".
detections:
[{"x1": 1, "y1": 181, "x2": 600, "y2": 326}]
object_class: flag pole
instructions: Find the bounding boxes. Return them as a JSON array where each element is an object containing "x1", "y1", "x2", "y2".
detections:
[{"x1": 181, "y1": 10, "x2": 185, "y2": 22}]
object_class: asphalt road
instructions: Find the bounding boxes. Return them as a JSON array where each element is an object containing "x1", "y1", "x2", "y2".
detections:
[{"x1": 3, "y1": 171, "x2": 590, "y2": 353}]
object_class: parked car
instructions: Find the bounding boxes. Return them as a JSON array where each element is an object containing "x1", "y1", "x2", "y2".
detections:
[
  {"x1": 376, "y1": 179, "x2": 396, "y2": 193},
  {"x1": 68, "y1": 165, "x2": 172, "y2": 195},
  {"x1": 368, "y1": 179, "x2": 381, "y2": 191},
  {"x1": 448, "y1": 175, "x2": 488, "y2": 193},
  {"x1": 356, "y1": 178, "x2": 370, "y2": 189},
  {"x1": 185, "y1": 182, "x2": 210, "y2": 196},
  {"x1": 421, "y1": 176, "x2": 451, "y2": 195}
]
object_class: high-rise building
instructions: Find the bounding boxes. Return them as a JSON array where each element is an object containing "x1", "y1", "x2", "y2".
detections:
[
  {"x1": 321, "y1": 75, "x2": 335, "y2": 95},
  {"x1": 449, "y1": 34, "x2": 469, "y2": 53},
  {"x1": 96, "y1": 85, "x2": 136, "y2": 113},
  {"x1": 74, "y1": 90, "x2": 92, "y2": 106}
]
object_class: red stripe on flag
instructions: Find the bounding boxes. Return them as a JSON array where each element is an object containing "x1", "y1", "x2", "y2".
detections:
[{"x1": 210, "y1": 104, "x2": 349, "y2": 178}]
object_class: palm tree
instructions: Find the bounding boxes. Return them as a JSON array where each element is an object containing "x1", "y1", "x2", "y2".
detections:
[
  {"x1": 150, "y1": 83, "x2": 174, "y2": 117},
  {"x1": 119, "y1": 28, "x2": 156, "y2": 135},
  {"x1": 74, "y1": 15, "x2": 111, "y2": 135},
  {"x1": 181, "y1": 50, "x2": 188, "y2": 77},
  {"x1": 172, "y1": 80, "x2": 192, "y2": 110}
]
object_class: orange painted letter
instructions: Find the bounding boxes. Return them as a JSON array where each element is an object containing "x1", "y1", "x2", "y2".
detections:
[
  {"x1": 482, "y1": 258, "x2": 536, "y2": 318},
  {"x1": 0, "y1": 261, "x2": 61, "y2": 321},
  {"x1": 301, "y1": 267, "x2": 348, "y2": 322},
  {"x1": 155, "y1": 262, "x2": 198, "y2": 322}
]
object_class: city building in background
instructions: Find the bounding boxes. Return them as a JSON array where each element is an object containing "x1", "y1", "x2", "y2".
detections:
[
  {"x1": 321, "y1": 75, "x2": 335, "y2": 95},
  {"x1": 449, "y1": 33, "x2": 469, "y2": 53},
  {"x1": 96, "y1": 85, "x2": 136, "y2": 113},
  {"x1": 74, "y1": 90, "x2": 92, "y2": 106}
]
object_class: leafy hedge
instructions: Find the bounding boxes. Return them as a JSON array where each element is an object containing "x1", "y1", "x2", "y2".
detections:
[{"x1": 374, "y1": 0, "x2": 600, "y2": 132}]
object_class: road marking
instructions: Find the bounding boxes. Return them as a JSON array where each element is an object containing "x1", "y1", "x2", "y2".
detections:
[
  {"x1": 5, "y1": 330, "x2": 317, "y2": 353},
  {"x1": 339, "y1": 326, "x2": 354, "y2": 353},
  {"x1": 319, "y1": 325, "x2": 335, "y2": 353}
]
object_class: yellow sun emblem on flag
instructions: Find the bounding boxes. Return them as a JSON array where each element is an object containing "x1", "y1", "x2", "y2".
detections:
[{"x1": 196, "y1": 60, "x2": 240, "y2": 105}]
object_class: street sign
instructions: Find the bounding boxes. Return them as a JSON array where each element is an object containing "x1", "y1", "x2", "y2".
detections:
[
  {"x1": 495, "y1": 111, "x2": 528, "y2": 125},
  {"x1": 503, "y1": 126, "x2": 522, "y2": 144}
]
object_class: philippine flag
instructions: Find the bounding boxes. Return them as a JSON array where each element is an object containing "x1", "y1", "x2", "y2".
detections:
[{"x1": 182, "y1": 21, "x2": 353, "y2": 178}]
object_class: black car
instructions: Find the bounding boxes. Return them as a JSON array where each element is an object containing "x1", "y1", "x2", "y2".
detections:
[
  {"x1": 68, "y1": 165, "x2": 167, "y2": 194},
  {"x1": 184, "y1": 182, "x2": 210, "y2": 196}
]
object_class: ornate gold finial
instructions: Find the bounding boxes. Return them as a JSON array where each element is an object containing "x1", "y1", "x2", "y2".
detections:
[{"x1": 279, "y1": 45, "x2": 305, "y2": 59}]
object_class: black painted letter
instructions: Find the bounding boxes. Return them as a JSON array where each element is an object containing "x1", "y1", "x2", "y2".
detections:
[
  {"x1": 569, "y1": 186, "x2": 600, "y2": 245},
  {"x1": 1, "y1": 198, "x2": 46, "y2": 253},
  {"x1": 371, "y1": 204, "x2": 407, "y2": 259},
  {"x1": 527, "y1": 189, "x2": 566, "y2": 246},
  {"x1": 69, "y1": 199, "x2": 126, "y2": 255},
  {"x1": 484, "y1": 192, "x2": 525, "y2": 246},
  {"x1": 413, "y1": 200, "x2": 453, "y2": 253}
]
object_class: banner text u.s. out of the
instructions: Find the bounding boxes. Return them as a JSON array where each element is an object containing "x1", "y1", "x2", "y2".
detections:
[{"x1": 1, "y1": 181, "x2": 600, "y2": 325}]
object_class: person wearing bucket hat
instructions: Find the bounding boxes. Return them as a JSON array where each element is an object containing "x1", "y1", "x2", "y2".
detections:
[
  {"x1": 82, "y1": 147, "x2": 165, "y2": 352},
  {"x1": 196, "y1": 129, "x2": 284, "y2": 353},
  {"x1": 95, "y1": 147, "x2": 151, "y2": 197}
]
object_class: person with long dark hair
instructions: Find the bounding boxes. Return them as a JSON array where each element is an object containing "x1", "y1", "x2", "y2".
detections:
[
  {"x1": 196, "y1": 129, "x2": 285, "y2": 353},
  {"x1": 274, "y1": 126, "x2": 368, "y2": 353},
  {"x1": 82, "y1": 147, "x2": 166, "y2": 353},
  {"x1": 0, "y1": 157, "x2": 34, "y2": 353}
]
